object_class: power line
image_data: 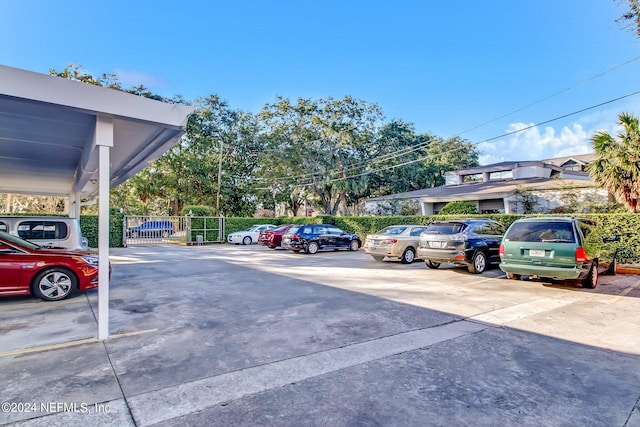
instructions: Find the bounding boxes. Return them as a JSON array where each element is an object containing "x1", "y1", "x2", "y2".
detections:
[{"x1": 252, "y1": 89, "x2": 640, "y2": 189}]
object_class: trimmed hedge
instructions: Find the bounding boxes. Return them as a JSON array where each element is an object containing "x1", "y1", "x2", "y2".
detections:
[
  {"x1": 80, "y1": 210, "x2": 125, "y2": 248},
  {"x1": 224, "y1": 214, "x2": 640, "y2": 265},
  {"x1": 7, "y1": 211, "x2": 636, "y2": 263}
]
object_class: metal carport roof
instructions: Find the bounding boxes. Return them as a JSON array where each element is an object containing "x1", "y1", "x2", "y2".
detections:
[{"x1": 0, "y1": 64, "x2": 194, "y2": 339}]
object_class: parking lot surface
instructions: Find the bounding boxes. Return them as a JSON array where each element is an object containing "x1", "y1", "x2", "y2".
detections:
[{"x1": 1, "y1": 244, "x2": 639, "y2": 426}]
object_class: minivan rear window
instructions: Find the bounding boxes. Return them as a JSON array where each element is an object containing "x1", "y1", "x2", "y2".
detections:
[
  {"x1": 504, "y1": 221, "x2": 575, "y2": 243},
  {"x1": 17, "y1": 221, "x2": 69, "y2": 240}
]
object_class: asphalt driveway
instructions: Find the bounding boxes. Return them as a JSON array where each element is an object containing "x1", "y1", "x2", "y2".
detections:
[{"x1": 1, "y1": 244, "x2": 639, "y2": 426}]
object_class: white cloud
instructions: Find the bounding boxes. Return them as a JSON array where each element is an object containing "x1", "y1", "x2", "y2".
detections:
[{"x1": 478, "y1": 120, "x2": 594, "y2": 164}]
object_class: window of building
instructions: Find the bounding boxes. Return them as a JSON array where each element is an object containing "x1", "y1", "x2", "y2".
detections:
[{"x1": 489, "y1": 170, "x2": 513, "y2": 180}]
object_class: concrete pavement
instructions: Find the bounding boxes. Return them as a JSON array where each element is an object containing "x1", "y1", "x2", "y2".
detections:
[{"x1": 1, "y1": 245, "x2": 639, "y2": 426}]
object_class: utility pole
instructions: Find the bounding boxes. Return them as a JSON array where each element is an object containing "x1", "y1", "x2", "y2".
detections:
[{"x1": 216, "y1": 139, "x2": 223, "y2": 214}]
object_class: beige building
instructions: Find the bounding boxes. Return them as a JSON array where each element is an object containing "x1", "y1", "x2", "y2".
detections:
[{"x1": 364, "y1": 154, "x2": 609, "y2": 215}]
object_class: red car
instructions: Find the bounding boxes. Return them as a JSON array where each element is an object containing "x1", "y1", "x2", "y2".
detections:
[
  {"x1": 258, "y1": 224, "x2": 295, "y2": 249},
  {"x1": 0, "y1": 231, "x2": 101, "y2": 301}
]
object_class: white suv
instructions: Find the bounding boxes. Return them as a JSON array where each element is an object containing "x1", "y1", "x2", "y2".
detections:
[{"x1": 0, "y1": 216, "x2": 89, "y2": 250}]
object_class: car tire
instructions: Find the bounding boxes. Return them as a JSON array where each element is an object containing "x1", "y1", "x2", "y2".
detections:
[
  {"x1": 425, "y1": 260, "x2": 440, "y2": 269},
  {"x1": 581, "y1": 261, "x2": 598, "y2": 289},
  {"x1": 372, "y1": 256, "x2": 385, "y2": 262},
  {"x1": 242, "y1": 236, "x2": 252, "y2": 245},
  {"x1": 130, "y1": 231, "x2": 139, "y2": 239},
  {"x1": 468, "y1": 251, "x2": 487, "y2": 274},
  {"x1": 162, "y1": 230, "x2": 170, "y2": 238},
  {"x1": 306, "y1": 241, "x2": 319, "y2": 254},
  {"x1": 401, "y1": 247, "x2": 416, "y2": 264},
  {"x1": 349, "y1": 240, "x2": 360, "y2": 251},
  {"x1": 32, "y1": 268, "x2": 78, "y2": 301}
]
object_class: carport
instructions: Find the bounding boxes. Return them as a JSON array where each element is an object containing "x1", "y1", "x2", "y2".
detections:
[{"x1": 0, "y1": 64, "x2": 193, "y2": 340}]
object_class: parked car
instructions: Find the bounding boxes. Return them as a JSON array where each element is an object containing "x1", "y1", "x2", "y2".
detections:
[
  {"x1": 499, "y1": 217, "x2": 601, "y2": 288},
  {"x1": 417, "y1": 219, "x2": 505, "y2": 274},
  {"x1": 281, "y1": 224, "x2": 361, "y2": 254},
  {"x1": 0, "y1": 216, "x2": 89, "y2": 250},
  {"x1": 127, "y1": 220, "x2": 175, "y2": 238},
  {"x1": 228, "y1": 224, "x2": 276, "y2": 245},
  {"x1": 0, "y1": 230, "x2": 101, "y2": 301},
  {"x1": 364, "y1": 224, "x2": 428, "y2": 264},
  {"x1": 258, "y1": 224, "x2": 295, "y2": 249}
]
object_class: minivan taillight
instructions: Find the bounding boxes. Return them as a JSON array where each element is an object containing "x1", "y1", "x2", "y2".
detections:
[
  {"x1": 575, "y1": 247, "x2": 587, "y2": 263},
  {"x1": 499, "y1": 244, "x2": 505, "y2": 257}
]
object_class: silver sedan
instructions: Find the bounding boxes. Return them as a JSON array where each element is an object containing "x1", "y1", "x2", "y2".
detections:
[{"x1": 363, "y1": 225, "x2": 428, "y2": 264}]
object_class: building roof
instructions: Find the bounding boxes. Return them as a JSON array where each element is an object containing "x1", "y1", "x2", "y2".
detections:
[
  {"x1": 367, "y1": 177, "x2": 598, "y2": 203},
  {"x1": 367, "y1": 153, "x2": 598, "y2": 203},
  {"x1": 0, "y1": 65, "x2": 194, "y2": 197}
]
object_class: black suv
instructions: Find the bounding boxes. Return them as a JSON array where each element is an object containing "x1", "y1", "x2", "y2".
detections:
[
  {"x1": 416, "y1": 219, "x2": 505, "y2": 274},
  {"x1": 281, "y1": 224, "x2": 361, "y2": 254}
]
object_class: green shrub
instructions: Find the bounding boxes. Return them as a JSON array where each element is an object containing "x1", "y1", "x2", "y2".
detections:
[
  {"x1": 80, "y1": 209, "x2": 124, "y2": 248},
  {"x1": 438, "y1": 201, "x2": 478, "y2": 215}
]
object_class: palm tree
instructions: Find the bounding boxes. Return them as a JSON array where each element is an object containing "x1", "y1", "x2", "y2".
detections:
[{"x1": 586, "y1": 113, "x2": 640, "y2": 213}]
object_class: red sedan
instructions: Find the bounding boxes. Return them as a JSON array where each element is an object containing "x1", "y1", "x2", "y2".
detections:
[
  {"x1": 0, "y1": 231, "x2": 101, "y2": 301},
  {"x1": 258, "y1": 224, "x2": 295, "y2": 249}
]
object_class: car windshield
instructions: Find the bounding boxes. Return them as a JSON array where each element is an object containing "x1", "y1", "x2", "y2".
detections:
[
  {"x1": 273, "y1": 225, "x2": 291, "y2": 232},
  {"x1": 0, "y1": 231, "x2": 40, "y2": 250},
  {"x1": 287, "y1": 227, "x2": 299, "y2": 234},
  {"x1": 424, "y1": 223, "x2": 466, "y2": 235},
  {"x1": 378, "y1": 226, "x2": 407, "y2": 235},
  {"x1": 504, "y1": 221, "x2": 575, "y2": 243}
]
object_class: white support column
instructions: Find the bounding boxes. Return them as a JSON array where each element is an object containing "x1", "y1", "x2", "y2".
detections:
[
  {"x1": 503, "y1": 197, "x2": 511, "y2": 214},
  {"x1": 67, "y1": 192, "x2": 81, "y2": 218},
  {"x1": 96, "y1": 116, "x2": 113, "y2": 341},
  {"x1": 420, "y1": 202, "x2": 434, "y2": 216}
]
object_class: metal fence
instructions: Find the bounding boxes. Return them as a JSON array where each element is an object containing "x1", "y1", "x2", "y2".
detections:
[{"x1": 123, "y1": 216, "x2": 225, "y2": 246}]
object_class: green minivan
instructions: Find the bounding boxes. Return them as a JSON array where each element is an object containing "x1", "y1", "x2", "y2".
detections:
[{"x1": 499, "y1": 217, "x2": 599, "y2": 288}]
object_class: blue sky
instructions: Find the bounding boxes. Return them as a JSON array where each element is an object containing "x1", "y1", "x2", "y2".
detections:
[{"x1": 2, "y1": 0, "x2": 640, "y2": 165}]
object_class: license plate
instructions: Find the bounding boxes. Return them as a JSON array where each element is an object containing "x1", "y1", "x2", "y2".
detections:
[
  {"x1": 529, "y1": 249, "x2": 545, "y2": 257},
  {"x1": 429, "y1": 241, "x2": 443, "y2": 248}
]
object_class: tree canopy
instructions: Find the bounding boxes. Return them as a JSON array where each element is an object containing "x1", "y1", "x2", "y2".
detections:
[
  {"x1": 38, "y1": 64, "x2": 480, "y2": 217},
  {"x1": 587, "y1": 112, "x2": 640, "y2": 213}
]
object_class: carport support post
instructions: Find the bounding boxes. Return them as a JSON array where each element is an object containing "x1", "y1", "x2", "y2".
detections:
[{"x1": 96, "y1": 116, "x2": 113, "y2": 341}]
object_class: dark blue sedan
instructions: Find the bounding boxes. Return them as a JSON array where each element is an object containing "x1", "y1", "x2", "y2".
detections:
[{"x1": 281, "y1": 224, "x2": 361, "y2": 254}]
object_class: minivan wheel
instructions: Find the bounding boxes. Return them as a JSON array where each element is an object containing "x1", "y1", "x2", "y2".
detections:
[
  {"x1": 581, "y1": 262, "x2": 598, "y2": 289},
  {"x1": 401, "y1": 247, "x2": 416, "y2": 264},
  {"x1": 468, "y1": 251, "x2": 487, "y2": 274},
  {"x1": 425, "y1": 260, "x2": 440, "y2": 269},
  {"x1": 306, "y1": 241, "x2": 319, "y2": 254}
]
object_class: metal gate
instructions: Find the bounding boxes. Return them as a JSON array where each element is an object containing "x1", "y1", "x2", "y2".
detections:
[{"x1": 123, "y1": 216, "x2": 225, "y2": 246}]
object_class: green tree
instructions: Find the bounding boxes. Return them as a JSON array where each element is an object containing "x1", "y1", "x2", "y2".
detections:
[
  {"x1": 422, "y1": 136, "x2": 479, "y2": 188},
  {"x1": 586, "y1": 112, "x2": 640, "y2": 213},
  {"x1": 257, "y1": 96, "x2": 383, "y2": 215},
  {"x1": 617, "y1": 0, "x2": 640, "y2": 37},
  {"x1": 366, "y1": 120, "x2": 433, "y2": 196}
]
